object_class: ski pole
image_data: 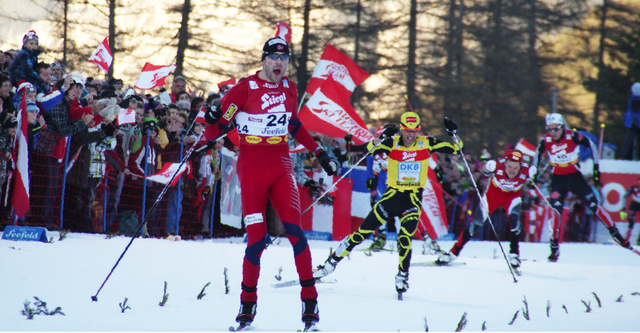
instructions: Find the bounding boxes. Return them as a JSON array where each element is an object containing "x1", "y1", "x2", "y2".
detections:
[
  {"x1": 529, "y1": 180, "x2": 569, "y2": 230},
  {"x1": 598, "y1": 123, "x2": 605, "y2": 159},
  {"x1": 301, "y1": 138, "x2": 386, "y2": 216},
  {"x1": 91, "y1": 118, "x2": 206, "y2": 302},
  {"x1": 451, "y1": 131, "x2": 518, "y2": 283}
]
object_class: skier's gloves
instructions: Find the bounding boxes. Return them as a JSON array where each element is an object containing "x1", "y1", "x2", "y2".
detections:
[
  {"x1": 620, "y1": 209, "x2": 628, "y2": 221},
  {"x1": 102, "y1": 122, "x2": 117, "y2": 137},
  {"x1": 316, "y1": 149, "x2": 339, "y2": 176},
  {"x1": 380, "y1": 124, "x2": 399, "y2": 139},
  {"x1": 344, "y1": 133, "x2": 353, "y2": 143},
  {"x1": 484, "y1": 160, "x2": 497, "y2": 173},
  {"x1": 593, "y1": 164, "x2": 600, "y2": 182},
  {"x1": 528, "y1": 166, "x2": 537, "y2": 180},
  {"x1": 205, "y1": 99, "x2": 222, "y2": 125},
  {"x1": 365, "y1": 177, "x2": 377, "y2": 191},
  {"x1": 444, "y1": 117, "x2": 458, "y2": 136}
]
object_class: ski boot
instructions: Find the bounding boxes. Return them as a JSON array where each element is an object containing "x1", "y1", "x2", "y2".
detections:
[
  {"x1": 548, "y1": 239, "x2": 559, "y2": 262},
  {"x1": 509, "y1": 253, "x2": 521, "y2": 269},
  {"x1": 313, "y1": 254, "x2": 340, "y2": 279},
  {"x1": 233, "y1": 302, "x2": 256, "y2": 331},
  {"x1": 608, "y1": 226, "x2": 632, "y2": 249},
  {"x1": 395, "y1": 270, "x2": 409, "y2": 300},
  {"x1": 370, "y1": 232, "x2": 387, "y2": 252},
  {"x1": 301, "y1": 299, "x2": 319, "y2": 331},
  {"x1": 435, "y1": 252, "x2": 458, "y2": 266}
]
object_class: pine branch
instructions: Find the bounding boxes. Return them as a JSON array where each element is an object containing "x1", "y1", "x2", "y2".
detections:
[
  {"x1": 562, "y1": 304, "x2": 568, "y2": 314},
  {"x1": 522, "y1": 296, "x2": 530, "y2": 320},
  {"x1": 455, "y1": 312, "x2": 468, "y2": 332},
  {"x1": 159, "y1": 281, "x2": 169, "y2": 307},
  {"x1": 275, "y1": 267, "x2": 283, "y2": 281},
  {"x1": 424, "y1": 317, "x2": 428, "y2": 332},
  {"x1": 58, "y1": 230, "x2": 69, "y2": 241},
  {"x1": 482, "y1": 321, "x2": 487, "y2": 331},
  {"x1": 615, "y1": 295, "x2": 623, "y2": 302},
  {"x1": 581, "y1": 300, "x2": 591, "y2": 313},
  {"x1": 508, "y1": 310, "x2": 519, "y2": 325},
  {"x1": 197, "y1": 282, "x2": 211, "y2": 300},
  {"x1": 631, "y1": 292, "x2": 640, "y2": 296},
  {"x1": 224, "y1": 268, "x2": 230, "y2": 294},
  {"x1": 119, "y1": 298, "x2": 131, "y2": 313},
  {"x1": 546, "y1": 300, "x2": 551, "y2": 317},
  {"x1": 592, "y1": 292, "x2": 601, "y2": 308},
  {"x1": 21, "y1": 300, "x2": 36, "y2": 319}
]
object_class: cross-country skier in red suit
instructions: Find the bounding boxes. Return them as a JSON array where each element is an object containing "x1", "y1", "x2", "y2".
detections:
[
  {"x1": 532, "y1": 113, "x2": 632, "y2": 262},
  {"x1": 203, "y1": 37, "x2": 339, "y2": 329},
  {"x1": 621, "y1": 177, "x2": 640, "y2": 245},
  {"x1": 437, "y1": 150, "x2": 534, "y2": 271}
]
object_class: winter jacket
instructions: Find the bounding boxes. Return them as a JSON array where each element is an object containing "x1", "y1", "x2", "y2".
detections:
[{"x1": 7, "y1": 47, "x2": 46, "y2": 93}]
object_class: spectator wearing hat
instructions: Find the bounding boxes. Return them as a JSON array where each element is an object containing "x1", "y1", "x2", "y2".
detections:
[
  {"x1": 50, "y1": 62, "x2": 64, "y2": 86},
  {"x1": 170, "y1": 76, "x2": 187, "y2": 104},
  {"x1": 7, "y1": 30, "x2": 47, "y2": 93},
  {"x1": 122, "y1": 117, "x2": 163, "y2": 235}
]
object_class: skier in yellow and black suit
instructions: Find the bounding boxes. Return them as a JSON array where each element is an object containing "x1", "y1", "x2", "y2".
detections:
[{"x1": 313, "y1": 112, "x2": 462, "y2": 297}]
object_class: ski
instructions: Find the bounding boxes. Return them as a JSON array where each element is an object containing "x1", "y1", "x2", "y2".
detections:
[
  {"x1": 513, "y1": 267, "x2": 522, "y2": 276},
  {"x1": 357, "y1": 247, "x2": 394, "y2": 252},
  {"x1": 411, "y1": 261, "x2": 466, "y2": 267},
  {"x1": 271, "y1": 278, "x2": 337, "y2": 288},
  {"x1": 229, "y1": 322, "x2": 253, "y2": 331}
]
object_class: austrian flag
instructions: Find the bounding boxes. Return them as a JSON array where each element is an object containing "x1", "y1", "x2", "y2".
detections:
[
  {"x1": 306, "y1": 44, "x2": 370, "y2": 97},
  {"x1": 87, "y1": 37, "x2": 113, "y2": 73},
  {"x1": 117, "y1": 108, "x2": 136, "y2": 126},
  {"x1": 146, "y1": 162, "x2": 190, "y2": 186},
  {"x1": 134, "y1": 63, "x2": 177, "y2": 90}
]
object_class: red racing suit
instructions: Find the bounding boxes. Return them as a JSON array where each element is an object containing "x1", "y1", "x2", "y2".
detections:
[{"x1": 204, "y1": 71, "x2": 320, "y2": 303}]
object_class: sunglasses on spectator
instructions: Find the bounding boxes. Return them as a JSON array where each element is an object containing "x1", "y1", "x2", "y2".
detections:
[
  {"x1": 402, "y1": 128, "x2": 420, "y2": 133},
  {"x1": 266, "y1": 53, "x2": 290, "y2": 61},
  {"x1": 546, "y1": 125, "x2": 562, "y2": 132}
]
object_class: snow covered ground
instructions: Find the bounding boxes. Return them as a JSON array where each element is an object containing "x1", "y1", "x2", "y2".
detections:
[{"x1": 2, "y1": 231, "x2": 640, "y2": 332}]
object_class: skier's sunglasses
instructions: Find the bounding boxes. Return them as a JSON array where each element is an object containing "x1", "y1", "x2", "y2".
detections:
[
  {"x1": 546, "y1": 125, "x2": 563, "y2": 133},
  {"x1": 266, "y1": 53, "x2": 290, "y2": 62}
]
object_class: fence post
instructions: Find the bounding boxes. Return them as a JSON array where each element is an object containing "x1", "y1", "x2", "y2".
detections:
[
  {"x1": 141, "y1": 130, "x2": 150, "y2": 226},
  {"x1": 59, "y1": 138, "x2": 72, "y2": 229},
  {"x1": 176, "y1": 134, "x2": 184, "y2": 235}
]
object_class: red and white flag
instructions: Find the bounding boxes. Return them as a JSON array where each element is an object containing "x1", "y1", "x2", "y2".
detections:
[
  {"x1": 275, "y1": 22, "x2": 292, "y2": 43},
  {"x1": 146, "y1": 162, "x2": 189, "y2": 186},
  {"x1": 299, "y1": 77, "x2": 374, "y2": 145},
  {"x1": 195, "y1": 107, "x2": 206, "y2": 124},
  {"x1": 418, "y1": 159, "x2": 449, "y2": 240},
  {"x1": 134, "y1": 63, "x2": 177, "y2": 90},
  {"x1": 515, "y1": 138, "x2": 536, "y2": 157},
  {"x1": 289, "y1": 144, "x2": 306, "y2": 154},
  {"x1": 305, "y1": 44, "x2": 370, "y2": 97},
  {"x1": 11, "y1": 94, "x2": 30, "y2": 218},
  {"x1": 87, "y1": 37, "x2": 113, "y2": 73},
  {"x1": 117, "y1": 108, "x2": 136, "y2": 126}
]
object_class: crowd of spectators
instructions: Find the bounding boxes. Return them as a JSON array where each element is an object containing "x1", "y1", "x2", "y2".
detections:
[{"x1": 0, "y1": 30, "x2": 608, "y2": 244}]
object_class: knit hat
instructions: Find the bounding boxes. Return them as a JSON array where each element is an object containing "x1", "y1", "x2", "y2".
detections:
[
  {"x1": 504, "y1": 150, "x2": 523, "y2": 163},
  {"x1": 22, "y1": 30, "x2": 39, "y2": 45},
  {"x1": 26, "y1": 101, "x2": 40, "y2": 115},
  {"x1": 400, "y1": 112, "x2": 421, "y2": 130},
  {"x1": 2, "y1": 118, "x2": 18, "y2": 130},
  {"x1": 17, "y1": 81, "x2": 37, "y2": 95},
  {"x1": 67, "y1": 72, "x2": 86, "y2": 88},
  {"x1": 545, "y1": 113, "x2": 564, "y2": 126},
  {"x1": 262, "y1": 37, "x2": 290, "y2": 61},
  {"x1": 142, "y1": 117, "x2": 159, "y2": 133}
]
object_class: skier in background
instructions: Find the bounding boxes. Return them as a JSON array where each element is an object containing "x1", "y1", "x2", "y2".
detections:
[
  {"x1": 621, "y1": 177, "x2": 640, "y2": 246},
  {"x1": 532, "y1": 113, "x2": 632, "y2": 262},
  {"x1": 437, "y1": 150, "x2": 535, "y2": 272}
]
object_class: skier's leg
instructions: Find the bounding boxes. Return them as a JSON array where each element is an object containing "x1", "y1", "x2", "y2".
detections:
[
  {"x1": 395, "y1": 189, "x2": 421, "y2": 293},
  {"x1": 269, "y1": 171, "x2": 318, "y2": 303},
  {"x1": 507, "y1": 198, "x2": 522, "y2": 268}
]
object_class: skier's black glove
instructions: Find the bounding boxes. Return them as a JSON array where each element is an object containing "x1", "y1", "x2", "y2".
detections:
[
  {"x1": 205, "y1": 99, "x2": 222, "y2": 125},
  {"x1": 102, "y1": 122, "x2": 117, "y2": 137},
  {"x1": 365, "y1": 177, "x2": 378, "y2": 191},
  {"x1": 444, "y1": 117, "x2": 458, "y2": 136},
  {"x1": 593, "y1": 164, "x2": 600, "y2": 182},
  {"x1": 344, "y1": 133, "x2": 353, "y2": 143},
  {"x1": 316, "y1": 149, "x2": 339, "y2": 176},
  {"x1": 380, "y1": 124, "x2": 399, "y2": 139}
]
